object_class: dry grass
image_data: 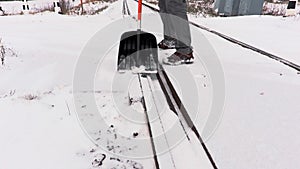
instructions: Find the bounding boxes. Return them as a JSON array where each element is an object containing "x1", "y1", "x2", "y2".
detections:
[
  {"x1": 0, "y1": 38, "x2": 18, "y2": 66},
  {"x1": 67, "y1": 0, "x2": 117, "y2": 15},
  {"x1": 23, "y1": 94, "x2": 39, "y2": 100}
]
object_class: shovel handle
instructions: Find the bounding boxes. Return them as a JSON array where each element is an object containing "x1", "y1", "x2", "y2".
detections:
[{"x1": 138, "y1": 0, "x2": 142, "y2": 21}]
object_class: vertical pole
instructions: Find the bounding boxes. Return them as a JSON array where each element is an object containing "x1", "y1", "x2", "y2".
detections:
[
  {"x1": 80, "y1": 0, "x2": 84, "y2": 15},
  {"x1": 137, "y1": 0, "x2": 142, "y2": 30},
  {"x1": 136, "y1": 0, "x2": 142, "y2": 67}
]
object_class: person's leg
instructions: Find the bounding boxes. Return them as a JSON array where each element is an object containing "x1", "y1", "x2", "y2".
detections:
[
  {"x1": 158, "y1": 0, "x2": 176, "y2": 41},
  {"x1": 167, "y1": 0, "x2": 192, "y2": 54},
  {"x1": 160, "y1": 0, "x2": 194, "y2": 65}
]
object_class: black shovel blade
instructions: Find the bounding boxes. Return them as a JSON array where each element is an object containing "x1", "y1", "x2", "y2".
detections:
[{"x1": 117, "y1": 30, "x2": 158, "y2": 72}]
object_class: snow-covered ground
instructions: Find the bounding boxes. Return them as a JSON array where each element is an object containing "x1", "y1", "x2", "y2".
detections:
[
  {"x1": 0, "y1": 0, "x2": 110, "y2": 15},
  {"x1": 0, "y1": 0, "x2": 64, "y2": 14},
  {"x1": 1, "y1": 0, "x2": 300, "y2": 168},
  {"x1": 0, "y1": 2, "x2": 147, "y2": 168},
  {"x1": 196, "y1": 23, "x2": 300, "y2": 169},
  {"x1": 191, "y1": 15, "x2": 300, "y2": 66}
]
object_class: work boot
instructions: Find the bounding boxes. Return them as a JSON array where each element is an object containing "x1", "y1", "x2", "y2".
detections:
[
  {"x1": 163, "y1": 51, "x2": 194, "y2": 65},
  {"x1": 158, "y1": 38, "x2": 175, "y2": 49}
]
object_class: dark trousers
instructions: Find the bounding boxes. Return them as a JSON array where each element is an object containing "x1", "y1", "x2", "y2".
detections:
[{"x1": 158, "y1": 0, "x2": 193, "y2": 54}]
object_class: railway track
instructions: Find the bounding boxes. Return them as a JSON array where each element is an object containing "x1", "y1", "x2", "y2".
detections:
[
  {"x1": 74, "y1": 1, "x2": 299, "y2": 168},
  {"x1": 156, "y1": 67, "x2": 218, "y2": 168},
  {"x1": 120, "y1": 0, "x2": 300, "y2": 168},
  {"x1": 135, "y1": 68, "x2": 218, "y2": 169},
  {"x1": 119, "y1": 0, "x2": 219, "y2": 168}
]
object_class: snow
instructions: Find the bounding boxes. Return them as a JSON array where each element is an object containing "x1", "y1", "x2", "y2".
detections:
[
  {"x1": 1, "y1": 0, "x2": 300, "y2": 169},
  {"x1": 198, "y1": 30, "x2": 300, "y2": 169},
  {"x1": 188, "y1": 15, "x2": 300, "y2": 168},
  {"x1": 0, "y1": 1, "x2": 149, "y2": 168},
  {"x1": 190, "y1": 15, "x2": 300, "y2": 66},
  {"x1": 0, "y1": 88, "x2": 92, "y2": 169},
  {"x1": 0, "y1": 0, "x2": 111, "y2": 15}
]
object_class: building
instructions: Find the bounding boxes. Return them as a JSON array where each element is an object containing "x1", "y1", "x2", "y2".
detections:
[{"x1": 214, "y1": 0, "x2": 265, "y2": 16}]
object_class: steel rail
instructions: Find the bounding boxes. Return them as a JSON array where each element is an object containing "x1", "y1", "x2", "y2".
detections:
[
  {"x1": 138, "y1": 73, "x2": 161, "y2": 169},
  {"x1": 155, "y1": 66, "x2": 218, "y2": 169}
]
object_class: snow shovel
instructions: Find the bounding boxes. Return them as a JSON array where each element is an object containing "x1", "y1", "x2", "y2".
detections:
[{"x1": 117, "y1": 0, "x2": 158, "y2": 72}]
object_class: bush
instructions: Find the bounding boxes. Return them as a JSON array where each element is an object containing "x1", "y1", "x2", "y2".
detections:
[
  {"x1": 59, "y1": 0, "x2": 72, "y2": 14},
  {"x1": 145, "y1": 0, "x2": 216, "y2": 17},
  {"x1": 262, "y1": 2, "x2": 287, "y2": 15},
  {"x1": 188, "y1": 0, "x2": 217, "y2": 17}
]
